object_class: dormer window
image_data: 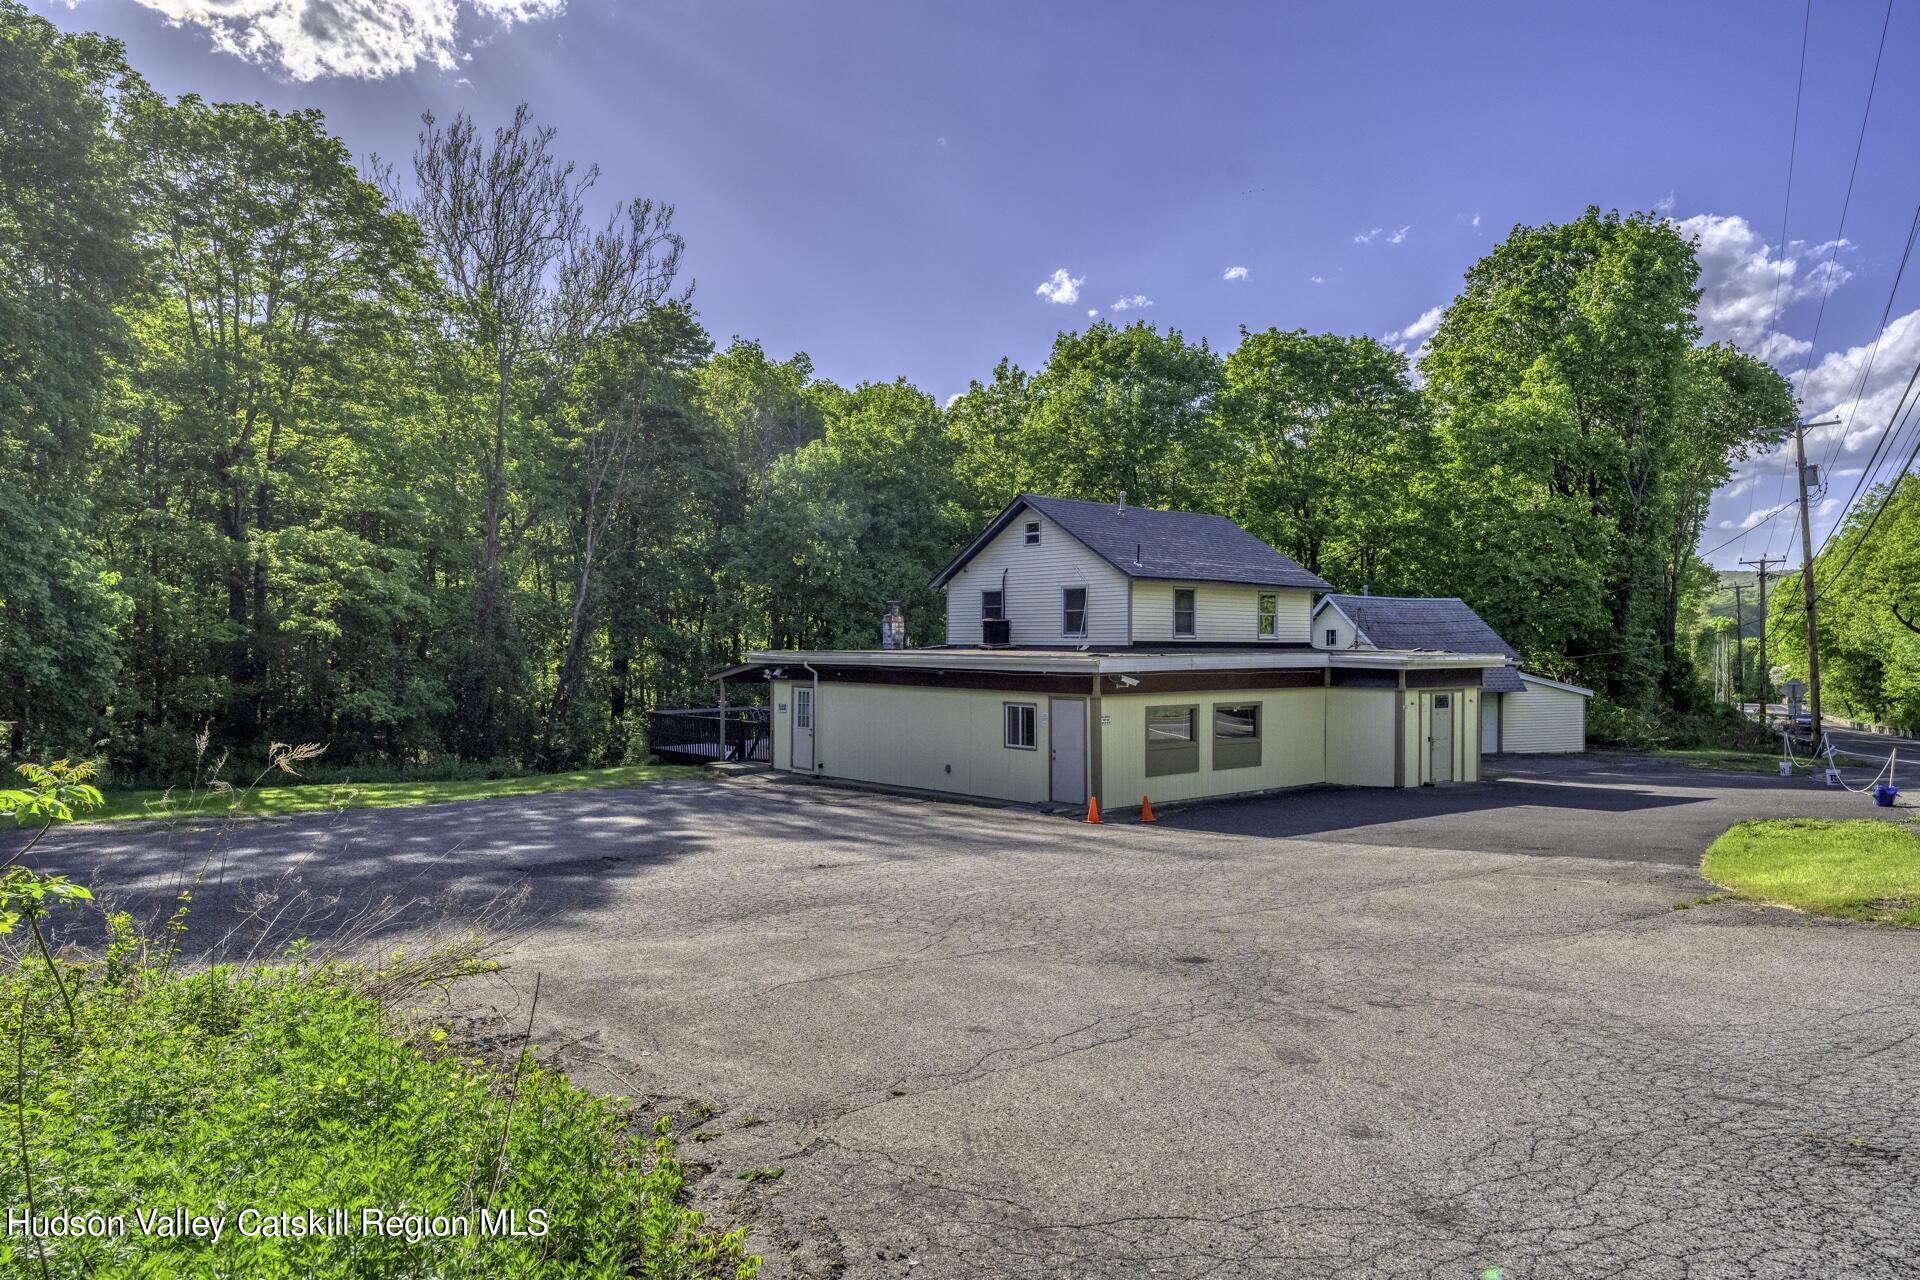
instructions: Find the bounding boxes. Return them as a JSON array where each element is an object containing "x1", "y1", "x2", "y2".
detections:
[
  {"x1": 1023, "y1": 521, "x2": 1041, "y2": 545},
  {"x1": 1062, "y1": 587, "x2": 1087, "y2": 636},
  {"x1": 1173, "y1": 588, "x2": 1196, "y2": 638}
]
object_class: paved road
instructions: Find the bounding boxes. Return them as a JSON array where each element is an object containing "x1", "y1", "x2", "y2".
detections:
[{"x1": 40, "y1": 757, "x2": 1920, "y2": 1279}]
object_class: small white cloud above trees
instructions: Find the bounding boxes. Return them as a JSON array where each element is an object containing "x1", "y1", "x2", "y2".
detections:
[
  {"x1": 1384, "y1": 305, "x2": 1444, "y2": 357},
  {"x1": 1034, "y1": 268, "x2": 1084, "y2": 305},
  {"x1": 1109, "y1": 295, "x2": 1152, "y2": 311},
  {"x1": 1222, "y1": 265, "x2": 1249, "y2": 281}
]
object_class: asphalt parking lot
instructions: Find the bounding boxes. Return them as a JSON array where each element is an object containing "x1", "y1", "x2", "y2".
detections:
[{"x1": 44, "y1": 754, "x2": 1920, "y2": 1279}]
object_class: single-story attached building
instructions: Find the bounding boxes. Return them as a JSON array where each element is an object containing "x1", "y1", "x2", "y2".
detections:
[
  {"x1": 717, "y1": 495, "x2": 1565, "y2": 811},
  {"x1": 1311, "y1": 593, "x2": 1592, "y2": 755}
]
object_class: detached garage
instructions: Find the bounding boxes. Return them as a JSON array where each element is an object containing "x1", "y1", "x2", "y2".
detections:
[{"x1": 1480, "y1": 670, "x2": 1591, "y2": 755}]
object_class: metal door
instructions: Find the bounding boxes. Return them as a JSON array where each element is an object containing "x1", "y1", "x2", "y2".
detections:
[
  {"x1": 1049, "y1": 698, "x2": 1086, "y2": 805},
  {"x1": 1429, "y1": 693, "x2": 1453, "y2": 783},
  {"x1": 792, "y1": 687, "x2": 815, "y2": 771}
]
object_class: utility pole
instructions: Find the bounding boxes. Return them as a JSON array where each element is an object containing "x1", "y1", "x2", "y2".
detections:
[
  {"x1": 1732, "y1": 582, "x2": 1746, "y2": 708},
  {"x1": 1794, "y1": 417, "x2": 1844, "y2": 751},
  {"x1": 1739, "y1": 555, "x2": 1785, "y2": 712}
]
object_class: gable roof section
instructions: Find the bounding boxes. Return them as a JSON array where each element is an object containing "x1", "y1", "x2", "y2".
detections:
[
  {"x1": 931, "y1": 494, "x2": 1332, "y2": 591},
  {"x1": 1314, "y1": 594, "x2": 1521, "y2": 660}
]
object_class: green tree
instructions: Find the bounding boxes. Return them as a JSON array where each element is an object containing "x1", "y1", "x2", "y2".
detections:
[
  {"x1": 1217, "y1": 328, "x2": 1433, "y2": 591},
  {"x1": 0, "y1": 3, "x2": 147, "y2": 756},
  {"x1": 1016, "y1": 321, "x2": 1225, "y2": 509},
  {"x1": 1420, "y1": 208, "x2": 1787, "y2": 699}
]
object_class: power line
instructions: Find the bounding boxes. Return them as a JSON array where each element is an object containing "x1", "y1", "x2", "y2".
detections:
[
  {"x1": 1812, "y1": 0, "x2": 1897, "y2": 481},
  {"x1": 1757, "y1": 0, "x2": 1814, "y2": 557},
  {"x1": 1806, "y1": 203, "x2": 1920, "y2": 562}
]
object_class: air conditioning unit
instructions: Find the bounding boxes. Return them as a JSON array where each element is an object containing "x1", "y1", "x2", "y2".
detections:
[{"x1": 982, "y1": 618, "x2": 1012, "y2": 647}]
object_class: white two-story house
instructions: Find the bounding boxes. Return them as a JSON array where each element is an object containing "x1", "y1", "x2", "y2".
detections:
[{"x1": 728, "y1": 494, "x2": 1515, "y2": 813}]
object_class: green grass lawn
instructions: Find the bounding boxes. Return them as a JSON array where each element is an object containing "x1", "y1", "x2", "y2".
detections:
[
  {"x1": 84, "y1": 762, "x2": 708, "y2": 823},
  {"x1": 1702, "y1": 818, "x2": 1920, "y2": 927},
  {"x1": 1653, "y1": 748, "x2": 1796, "y2": 774},
  {"x1": 1, "y1": 956, "x2": 758, "y2": 1279}
]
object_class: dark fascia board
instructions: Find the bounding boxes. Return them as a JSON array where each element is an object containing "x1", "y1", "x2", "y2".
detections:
[{"x1": 928, "y1": 496, "x2": 1034, "y2": 589}]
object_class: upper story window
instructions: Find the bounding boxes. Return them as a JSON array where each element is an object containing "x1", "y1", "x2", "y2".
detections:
[
  {"x1": 1062, "y1": 587, "x2": 1088, "y2": 636},
  {"x1": 1324, "y1": 627, "x2": 1339, "y2": 647},
  {"x1": 1173, "y1": 588, "x2": 1196, "y2": 638},
  {"x1": 1024, "y1": 521, "x2": 1041, "y2": 545},
  {"x1": 982, "y1": 589, "x2": 1005, "y2": 620},
  {"x1": 1258, "y1": 593, "x2": 1278, "y2": 639}
]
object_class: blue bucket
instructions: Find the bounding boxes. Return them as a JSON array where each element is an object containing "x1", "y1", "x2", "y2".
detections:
[{"x1": 1873, "y1": 784, "x2": 1899, "y2": 807}]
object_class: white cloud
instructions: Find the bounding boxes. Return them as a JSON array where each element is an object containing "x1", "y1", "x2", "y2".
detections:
[
  {"x1": 1222, "y1": 265, "x2": 1249, "y2": 281},
  {"x1": 1035, "y1": 268, "x2": 1083, "y2": 305},
  {"x1": 1086, "y1": 308, "x2": 1098, "y2": 317},
  {"x1": 98, "y1": 0, "x2": 564, "y2": 80},
  {"x1": 1309, "y1": 274, "x2": 1325, "y2": 285},
  {"x1": 1470, "y1": 213, "x2": 1481, "y2": 228},
  {"x1": 1386, "y1": 224, "x2": 1411, "y2": 245},
  {"x1": 1109, "y1": 294, "x2": 1153, "y2": 312},
  {"x1": 1674, "y1": 212, "x2": 1852, "y2": 364},
  {"x1": 1654, "y1": 190, "x2": 1676, "y2": 214},
  {"x1": 1384, "y1": 304, "x2": 1445, "y2": 356},
  {"x1": 1702, "y1": 301, "x2": 1920, "y2": 566},
  {"x1": 1353, "y1": 227, "x2": 1384, "y2": 244}
]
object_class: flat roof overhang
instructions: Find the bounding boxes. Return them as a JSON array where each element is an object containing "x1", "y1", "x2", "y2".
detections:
[{"x1": 730, "y1": 647, "x2": 1509, "y2": 679}]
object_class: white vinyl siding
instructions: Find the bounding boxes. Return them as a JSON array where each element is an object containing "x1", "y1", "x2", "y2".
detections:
[
  {"x1": 1312, "y1": 602, "x2": 1363, "y2": 650},
  {"x1": 1131, "y1": 582, "x2": 1312, "y2": 643},
  {"x1": 945, "y1": 512, "x2": 1130, "y2": 646},
  {"x1": 1498, "y1": 677, "x2": 1587, "y2": 753}
]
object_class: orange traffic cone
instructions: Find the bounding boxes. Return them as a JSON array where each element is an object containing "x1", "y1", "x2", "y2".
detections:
[
  {"x1": 1140, "y1": 795, "x2": 1156, "y2": 823},
  {"x1": 1084, "y1": 795, "x2": 1102, "y2": 823}
]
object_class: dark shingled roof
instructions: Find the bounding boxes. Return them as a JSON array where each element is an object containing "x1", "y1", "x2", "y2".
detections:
[
  {"x1": 1482, "y1": 667, "x2": 1528, "y2": 693},
  {"x1": 932, "y1": 494, "x2": 1332, "y2": 591},
  {"x1": 1319, "y1": 594, "x2": 1520, "y2": 659}
]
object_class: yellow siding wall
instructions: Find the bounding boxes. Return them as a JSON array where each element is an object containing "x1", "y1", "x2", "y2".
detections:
[
  {"x1": 1129, "y1": 582, "x2": 1313, "y2": 643},
  {"x1": 1407, "y1": 688, "x2": 1482, "y2": 783},
  {"x1": 1101, "y1": 688, "x2": 1327, "y2": 804},
  {"x1": 1324, "y1": 688, "x2": 1399, "y2": 787},
  {"x1": 769, "y1": 679, "x2": 792, "y2": 771},
  {"x1": 770, "y1": 680, "x2": 1053, "y2": 802}
]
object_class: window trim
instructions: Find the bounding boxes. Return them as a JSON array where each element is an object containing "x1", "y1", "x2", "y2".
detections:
[
  {"x1": 1172, "y1": 588, "x2": 1197, "y2": 639},
  {"x1": 1145, "y1": 703, "x2": 1200, "y2": 776},
  {"x1": 1004, "y1": 701, "x2": 1038, "y2": 750},
  {"x1": 1062, "y1": 586, "x2": 1088, "y2": 637},
  {"x1": 1258, "y1": 593, "x2": 1278, "y2": 639},
  {"x1": 982, "y1": 589, "x2": 1005, "y2": 621},
  {"x1": 1023, "y1": 520, "x2": 1041, "y2": 546},
  {"x1": 1212, "y1": 701, "x2": 1262, "y2": 771}
]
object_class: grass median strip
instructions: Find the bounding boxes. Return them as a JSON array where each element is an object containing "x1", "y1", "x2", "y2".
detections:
[
  {"x1": 86, "y1": 762, "x2": 708, "y2": 823},
  {"x1": 1702, "y1": 818, "x2": 1920, "y2": 927}
]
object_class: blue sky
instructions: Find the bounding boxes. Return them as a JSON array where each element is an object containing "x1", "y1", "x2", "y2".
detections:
[{"x1": 32, "y1": 0, "x2": 1920, "y2": 567}]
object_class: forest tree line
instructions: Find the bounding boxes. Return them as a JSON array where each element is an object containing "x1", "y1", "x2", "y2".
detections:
[{"x1": 2, "y1": 4, "x2": 1799, "y2": 779}]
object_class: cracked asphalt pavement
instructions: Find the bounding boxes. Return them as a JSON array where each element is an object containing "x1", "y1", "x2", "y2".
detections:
[{"x1": 43, "y1": 753, "x2": 1920, "y2": 1278}]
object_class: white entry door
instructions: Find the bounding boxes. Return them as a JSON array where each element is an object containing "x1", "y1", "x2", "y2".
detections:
[
  {"x1": 792, "y1": 687, "x2": 815, "y2": 771},
  {"x1": 1049, "y1": 698, "x2": 1086, "y2": 805},
  {"x1": 1428, "y1": 693, "x2": 1454, "y2": 783}
]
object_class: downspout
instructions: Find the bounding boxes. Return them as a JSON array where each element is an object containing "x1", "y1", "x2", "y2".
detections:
[{"x1": 800, "y1": 660, "x2": 821, "y2": 773}]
